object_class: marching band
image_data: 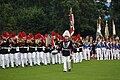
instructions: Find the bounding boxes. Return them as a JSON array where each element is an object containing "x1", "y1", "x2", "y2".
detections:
[{"x1": 0, "y1": 31, "x2": 120, "y2": 70}]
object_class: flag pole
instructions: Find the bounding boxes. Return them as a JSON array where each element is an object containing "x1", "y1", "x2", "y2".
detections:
[{"x1": 69, "y1": 7, "x2": 74, "y2": 69}]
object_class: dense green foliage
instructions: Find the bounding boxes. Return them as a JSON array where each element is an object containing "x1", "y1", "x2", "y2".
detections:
[
  {"x1": 0, "y1": 0, "x2": 120, "y2": 37},
  {"x1": 0, "y1": 60, "x2": 120, "y2": 80}
]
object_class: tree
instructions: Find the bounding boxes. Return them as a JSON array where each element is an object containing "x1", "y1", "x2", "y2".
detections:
[
  {"x1": 0, "y1": 0, "x2": 119, "y2": 37},
  {"x1": 112, "y1": 0, "x2": 120, "y2": 36},
  {"x1": 0, "y1": 2, "x2": 17, "y2": 33}
]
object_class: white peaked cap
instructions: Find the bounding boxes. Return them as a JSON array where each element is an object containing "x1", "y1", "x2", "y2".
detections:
[
  {"x1": 115, "y1": 36, "x2": 119, "y2": 40},
  {"x1": 62, "y1": 30, "x2": 71, "y2": 37}
]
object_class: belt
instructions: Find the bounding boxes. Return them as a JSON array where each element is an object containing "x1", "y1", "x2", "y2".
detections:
[
  {"x1": 1, "y1": 47, "x2": 10, "y2": 49},
  {"x1": 62, "y1": 48, "x2": 71, "y2": 51}
]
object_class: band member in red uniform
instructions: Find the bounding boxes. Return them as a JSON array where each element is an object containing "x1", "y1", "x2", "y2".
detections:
[
  {"x1": 0, "y1": 32, "x2": 10, "y2": 69},
  {"x1": 60, "y1": 30, "x2": 73, "y2": 72},
  {"x1": 35, "y1": 33, "x2": 45, "y2": 65},
  {"x1": 44, "y1": 34, "x2": 51, "y2": 65}
]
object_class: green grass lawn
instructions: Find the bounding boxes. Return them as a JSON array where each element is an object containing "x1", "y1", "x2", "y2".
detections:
[{"x1": 0, "y1": 60, "x2": 120, "y2": 80}]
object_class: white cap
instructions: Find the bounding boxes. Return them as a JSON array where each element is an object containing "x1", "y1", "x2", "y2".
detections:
[
  {"x1": 62, "y1": 30, "x2": 71, "y2": 37},
  {"x1": 115, "y1": 36, "x2": 119, "y2": 40}
]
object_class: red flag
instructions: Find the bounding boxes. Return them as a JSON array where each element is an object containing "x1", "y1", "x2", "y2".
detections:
[{"x1": 69, "y1": 8, "x2": 75, "y2": 36}]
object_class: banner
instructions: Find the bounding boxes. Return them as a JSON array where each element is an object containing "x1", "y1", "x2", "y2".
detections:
[
  {"x1": 69, "y1": 8, "x2": 74, "y2": 36},
  {"x1": 112, "y1": 20, "x2": 116, "y2": 36},
  {"x1": 105, "y1": 20, "x2": 109, "y2": 38}
]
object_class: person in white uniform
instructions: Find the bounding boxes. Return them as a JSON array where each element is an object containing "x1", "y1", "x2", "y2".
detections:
[
  {"x1": 115, "y1": 37, "x2": 120, "y2": 60},
  {"x1": 105, "y1": 38, "x2": 111, "y2": 60},
  {"x1": 1, "y1": 39, "x2": 10, "y2": 69},
  {"x1": 51, "y1": 35, "x2": 58, "y2": 64},
  {"x1": 101, "y1": 37, "x2": 106, "y2": 60},
  {"x1": 60, "y1": 30, "x2": 73, "y2": 72},
  {"x1": 83, "y1": 37, "x2": 91, "y2": 61},
  {"x1": 96, "y1": 37, "x2": 102, "y2": 60}
]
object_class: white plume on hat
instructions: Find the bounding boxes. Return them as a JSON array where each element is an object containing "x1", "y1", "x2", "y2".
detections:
[
  {"x1": 15, "y1": 36, "x2": 18, "y2": 39},
  {"x1": 62, "y1": 30, "x2": 71, "y2": 37}
]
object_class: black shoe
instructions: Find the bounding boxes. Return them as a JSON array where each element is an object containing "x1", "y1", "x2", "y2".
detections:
[
  {"x1": 55, "y1": 63, "x2": 57, "y2": 64},
  {"x1": 68, "y1": 69, "x2": 71, "y2": 72},
  {"x1": 63, "y1": 71, "x2": 67, "y2": 72},
  {"x1": 41, "y1": 63, "x2": 44, "y2": 65},
  {"x1": 47, "y1": 63, "x2": 50, "y2": 65},
  {"x1": 28, "y1": 63, "x2": 30, "y2": 65}
]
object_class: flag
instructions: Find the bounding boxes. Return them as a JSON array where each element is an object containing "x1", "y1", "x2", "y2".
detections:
[
  {"x1": 69, "y1": 8, "x2": 74, "y2": 36},
  {"x1": 96, "y1": 17, "x2": 102, "y2": 39},
  {"x1": 105, "y1": 20, "x2": 109, "y2": 38},
  {"x1": 112, "y1": 20, "x2": 116, "y2": 36},
  {"x1": 99, "y1": 16, "x2": 102, "y2": 31},
  {"x1": 45, "y1": 34, "x2": 52, "y2": 46}
]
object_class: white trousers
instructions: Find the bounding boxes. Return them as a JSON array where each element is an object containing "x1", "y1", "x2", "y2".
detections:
[
  {"x1": 113, "y1": 49, "x2": 116, "y2": 59},
  {"x1": 32, "y1": 52, "x2": 36, "y2": 65},
  {"x1": 40, "y1": 51, "x2": 44, "y2": 64},
  {"x1": 0, "y1": 54, "x2": 1, "y2": 67},
  {"x1": 73, "y1": 52, "x2": 79, "y2": 63},
  {"x1": 51, "y1": 53, "x2": 58, "y2": 64},
  {"x1": 14, "y1": 53, "x2": 19, "y2": 67},
  {"x1": 102, "y1": 48, "x2": 106, "y2": 60},
  {"x1": 44, "y1": 52, "x2": 50, "y2": 65},
  {"x1": 4, "y1": 54, "x2": 9, "y2": 67},
  {"x1": 96, "y1": 48, "x2": 101, "y2": 60},
  {"x1": 57, "y1": 53, "x2": 62, "y2": 64},
  {"x1": 115, "y1": 49, "x2": 119, "y2": 60},
  {"x1": 21, "y1": 53, "x2": 28, "y2": 67},
  {"x1": 109, "y1": 49, "x2": 113, "y2": 60},
  {"x1": 73, "y1": 52, "x2": 76, "y2": 63},
  {"x1": 63, "y1": 56, "x2": 71, "y2": 71},
  {"x1": 61, "y1": 55, "x2": 64, "y2": 64},
  {"x1": 100, "y1": 48, "x2": 104, "y2": 60},
  {"x1": 1, "y1": 54, "x2": 5, "y2": 68},
  {"x1": 105, "y1": 49, "x2": 110, "y2": 60},
  {"x1": 84, "y1": 48, "x2": 90, "y2": 60},
  {"x1": 28, "y1": 52, "x2": 32, "y2": 66},
  {"x1": 75, "y1": 52, "x2": 83, "y2": 63},
  {"x1": 24, "y1": 53, "x2": 28, "y2": 66},
  {"x1": 18, "y1": 52, "x2": 21, "y2": 66},
  {"x1": 21, "y1": 53, "x2": 24, "y2": 67},
  {"x1": 36, "y1": 52, "x2": 40, "y2": 65},
  {"x1": 79, "y1": 52, "x2": 83, "y2": 62},
  {"x1": 10, "y1": 53, "x2": 14, "y2": 67}
]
